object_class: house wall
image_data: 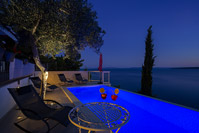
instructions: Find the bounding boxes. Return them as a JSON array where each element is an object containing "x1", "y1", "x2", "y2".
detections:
[
  {"x1": 0, "y1": 58, "x2": 35, "y2": 119},
  {"x1": 34, "y1": 71, "x2": 88, "y2": 85},
  {"x1": 9, "y1": 59, "x2": 35, "y2": 79}
]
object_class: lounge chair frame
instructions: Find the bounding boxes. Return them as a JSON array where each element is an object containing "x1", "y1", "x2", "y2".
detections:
[
  {"x1": 29, "y1": 77, "x2": 57, "y2": 92},
  {"x1": 8, "y1": 85, "x2": 72, "y2": 133},
  {"x1": 58, "y1": 74, "x2": 73, "y2": 85},
  {"x1": 75, "y1": 73, "x2": 88, "y2": 84}
]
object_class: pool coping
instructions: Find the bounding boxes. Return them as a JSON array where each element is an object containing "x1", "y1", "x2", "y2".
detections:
[
  {"x1": 60, "y1": 84, "x2": 108, "y2": 106},
  {"x1": 59, "y1": 86, "x2": 83, "y2": 107}
]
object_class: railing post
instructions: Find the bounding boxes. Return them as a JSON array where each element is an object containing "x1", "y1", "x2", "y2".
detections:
[
  {"x1": 102, "y1": 71, "x2": 104, "y2": 84},
  {"x1": 88, "y1": 71, "x2": 90, "y2": 82},
  {"x1": 109, "y1": 71, "x2": 110, "y2": 84}
]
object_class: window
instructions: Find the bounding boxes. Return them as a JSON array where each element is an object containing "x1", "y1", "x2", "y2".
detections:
[{"x1": 0, "y1": 61, "x2": 9, "y2": 82}]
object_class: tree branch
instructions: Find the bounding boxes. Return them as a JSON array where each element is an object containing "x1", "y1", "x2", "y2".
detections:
[
  {"x1": 35, "y1": 35, "x2": 46, "y2": 43},
  {"x1": 22, "y1": 26, "x2": 31, "y2": 32},
  {"x1": 59, "y1": 8, "x2": 70, "y2": 15},
  {"x1": 32, "y1": 15, "x2": 42, "y2": 34}
]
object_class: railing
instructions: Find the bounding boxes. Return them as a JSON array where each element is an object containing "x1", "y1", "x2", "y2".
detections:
[
  {"x1": 0, "y1": 74, "x2": 32, "y2": 88},
  {"x1": 88, "y1": 71, "x2": 110, "y2": 85}
]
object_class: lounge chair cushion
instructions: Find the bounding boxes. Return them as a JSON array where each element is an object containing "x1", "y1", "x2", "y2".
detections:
[{"x1": 16, "y1": 86, "x2": 32, "y2": 95}]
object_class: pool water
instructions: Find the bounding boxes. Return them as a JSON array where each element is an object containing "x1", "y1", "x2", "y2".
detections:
[{"x1": 67, "y1": 85, "x2": 199, "y2": 133}]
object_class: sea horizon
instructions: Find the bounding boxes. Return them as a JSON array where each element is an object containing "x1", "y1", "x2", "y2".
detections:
[
  {"x1": 82, "y1": 66, "x2": 199, "y2": 70},
  {"x1": 86, "y1": 67, "x2": 199, "y2": 110}
]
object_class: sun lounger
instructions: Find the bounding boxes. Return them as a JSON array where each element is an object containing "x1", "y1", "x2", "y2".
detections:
[
  {"x1": 58, "y1": 74, "x2": 74, "y2": 85},
  {"x1": 8, "y1": 85, "x2": 73, "y2": 132},
  {"x1": 75, "y1": 73, "x2": 88, "y2": 84}
]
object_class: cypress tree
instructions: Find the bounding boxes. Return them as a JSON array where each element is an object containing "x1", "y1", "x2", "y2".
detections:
[{"x1": 140, "y1": 25, "x2": 155, "y2": 96}]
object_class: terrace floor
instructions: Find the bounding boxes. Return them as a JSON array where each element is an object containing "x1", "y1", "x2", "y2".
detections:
[{"x1": 0, "y1": 86, "x2": 89, "y2": 133}]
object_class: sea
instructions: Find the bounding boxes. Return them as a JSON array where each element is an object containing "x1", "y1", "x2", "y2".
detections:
[{"x1": 88, "y1": 68, "x2": 199, "y2": 110}]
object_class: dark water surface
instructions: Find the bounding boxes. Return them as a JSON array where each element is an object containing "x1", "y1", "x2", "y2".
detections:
[{"x1": 101, "y1": 68, "x2": 199, "y2": 110}]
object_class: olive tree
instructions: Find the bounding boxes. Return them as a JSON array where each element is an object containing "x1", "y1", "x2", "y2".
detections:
[{"x1": 0, "y1": 0, "x2": 105, "y2": 98}]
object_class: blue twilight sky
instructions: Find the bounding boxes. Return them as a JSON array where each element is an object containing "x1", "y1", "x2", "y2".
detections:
[{"x1": 81, "y1": 0, "x2": 199, "y2": 68}]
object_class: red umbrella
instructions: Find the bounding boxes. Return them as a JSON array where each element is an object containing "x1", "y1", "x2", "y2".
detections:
[{"x1": 98, "y1": 53, "x2": 103, "y2": 71}]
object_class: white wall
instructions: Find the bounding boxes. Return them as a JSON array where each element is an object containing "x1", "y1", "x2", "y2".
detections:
[
  {"x1": 9, "y1": 58, "x2": 35, "y2": 79},
  {"x1": 0, "y1": 59, "x2": 35, "y2": 119}
]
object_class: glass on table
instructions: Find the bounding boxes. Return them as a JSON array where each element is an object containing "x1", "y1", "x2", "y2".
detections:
[
  {"x1": 111, "y1": 94, "x2": 118, "y2": 101},
  {"x1": 100, "y1": 87, "x2": 107, "y2": 99},
  {"x1": 101, "y1": 93, "x2": 107, "y2": 99},
  {"x1": 111, "y1": 88, "x2": 119, "y2": 101}
]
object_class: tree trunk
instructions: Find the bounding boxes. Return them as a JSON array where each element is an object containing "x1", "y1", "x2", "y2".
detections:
[
  {"x1": 34, "y1": 58, "x2": 48, "y2": 99},
  {"x1": 28, "y1": 32, "x2": 48, "y2": 99}
]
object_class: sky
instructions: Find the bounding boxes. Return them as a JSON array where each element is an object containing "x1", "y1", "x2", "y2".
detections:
[{"x1": 81, "y1": 0, "x2": 199, "y2": 68}]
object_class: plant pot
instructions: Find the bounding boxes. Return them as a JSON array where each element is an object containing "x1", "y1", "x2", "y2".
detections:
[
  {"x1": 0, "y1": 47, "x2": 5, "y2": 60},
  {"x1": 5, "y1": 51, "x2": 15, "y2": 62}
]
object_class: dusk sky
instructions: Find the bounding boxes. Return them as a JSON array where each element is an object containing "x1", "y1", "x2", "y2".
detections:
[{"x1": 81, "y1": 0, "x2": 199, "y2": 68}]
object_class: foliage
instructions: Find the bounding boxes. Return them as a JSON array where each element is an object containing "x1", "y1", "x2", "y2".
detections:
[
  {"x1": 39, "y1": 55, "x2": 83, "y2": 71},
  {"x1": 140, "y1": 25, "x2": 155, "y2": 96},
  {"x1": 0, "y1": 0, "x2": 105, "y2": 98},
  {"x1": 83, "y1": 67, "x2": 88, "y2": 71},
  {"x1": 0, "y1": 0, "x2": 105, "y2": 57}
]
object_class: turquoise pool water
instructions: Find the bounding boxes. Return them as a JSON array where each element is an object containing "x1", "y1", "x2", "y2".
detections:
[{"x1": 68, "y1": 85, "x2": 199, "y2": 133}]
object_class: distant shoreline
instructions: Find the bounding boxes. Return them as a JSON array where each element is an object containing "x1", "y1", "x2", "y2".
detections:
[
  {"x1": 171, "y1": 67, "x2": 199, "y2": 69},
  {"x1": 82, "y1": 67, "x2": 199, "y2": 70}
]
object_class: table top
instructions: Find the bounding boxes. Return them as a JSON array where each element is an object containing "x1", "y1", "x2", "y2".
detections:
[{"x1": 68, "y1": 102, "x2": 130, "y2": 131}]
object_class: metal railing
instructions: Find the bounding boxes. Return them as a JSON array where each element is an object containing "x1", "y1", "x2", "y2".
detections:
[
  {"x1": 0, "y1": 74, "x2": 32, "y2": 88},
  {"x1": 88, "y1": 71, "x2": 110, "y2": 85}
]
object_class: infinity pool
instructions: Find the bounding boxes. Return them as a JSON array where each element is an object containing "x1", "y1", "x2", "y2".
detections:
[{"x1": 67, "y1": 85, "x2": 199, "y2": 133}]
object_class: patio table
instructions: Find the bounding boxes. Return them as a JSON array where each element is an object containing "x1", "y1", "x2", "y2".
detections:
[{"x1": 68, "y1": 102, "x2": 130, "y2": 133}]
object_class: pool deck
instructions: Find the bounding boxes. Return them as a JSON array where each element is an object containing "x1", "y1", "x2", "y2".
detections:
[{"x1": 0, "y1": 85, "x2": 102, "y2": 133}]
